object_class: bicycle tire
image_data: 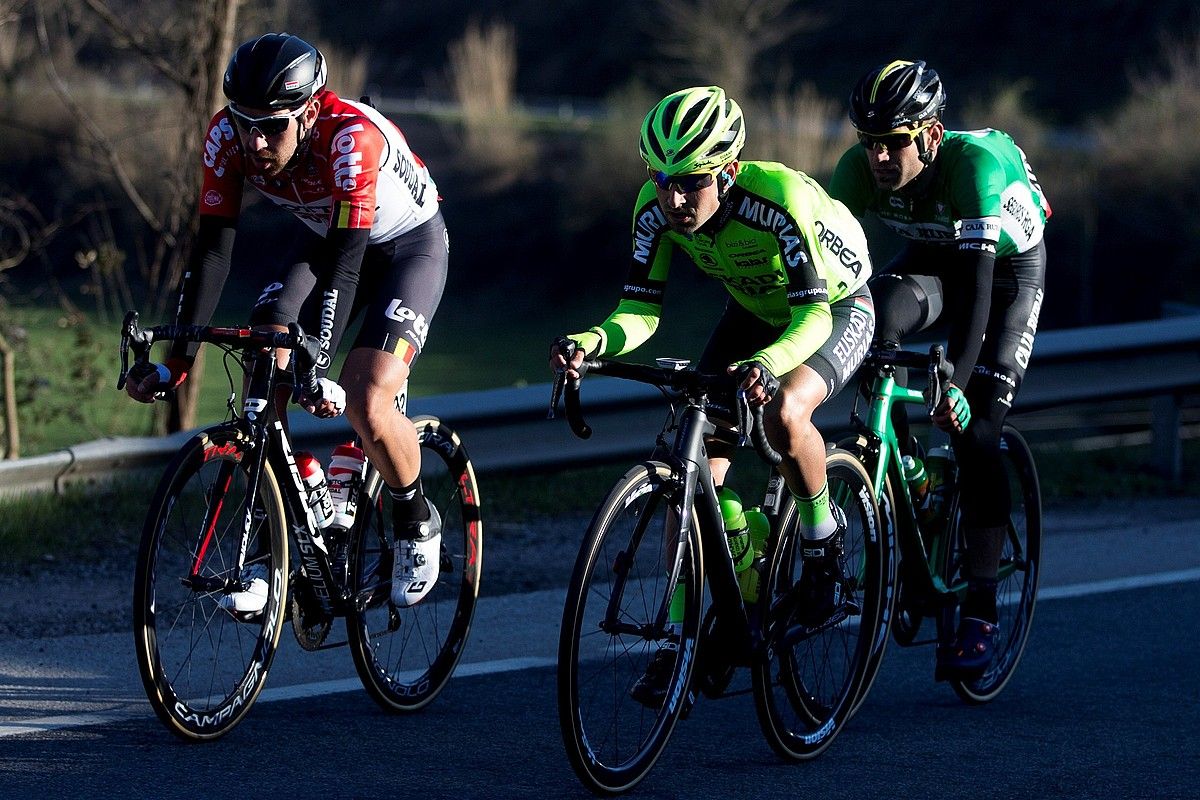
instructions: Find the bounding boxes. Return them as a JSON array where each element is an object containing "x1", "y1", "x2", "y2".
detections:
[
  {"x1": 558, "y1": 462, "x2": 703, "y2": 794},
  {"x1": 752, "y1": 448, "x2": 887, "y2": 760},
  {"x1": 938, "y1": 425, "x2": 1042, "y2": 704},
  {"x1": 347, "y1": 415, "x2": 482, "y2": 712},
  {"x1": 133, "y1": 425, "x2": 289, "y2": 741}
]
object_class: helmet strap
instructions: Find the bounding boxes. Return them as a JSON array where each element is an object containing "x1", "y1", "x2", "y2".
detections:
[{"x1": 915, "y1": 126, "x2": 936, "y2": 166}]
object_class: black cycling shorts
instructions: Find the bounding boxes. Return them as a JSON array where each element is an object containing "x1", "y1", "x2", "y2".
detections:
[
  {"x1": 697, "y1": 283, "x2": 876, "y2": 402},
  {"x1": 250, "y1": 211, "x2": 449, "y2": 368}
]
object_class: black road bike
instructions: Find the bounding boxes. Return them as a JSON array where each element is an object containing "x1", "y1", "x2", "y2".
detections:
[
  {"x1": 552, "y1": 357, "x2": 886, "y2": 794},
  {"x1": 120, "y1": 312, "x2": 482, "y2": 740}
]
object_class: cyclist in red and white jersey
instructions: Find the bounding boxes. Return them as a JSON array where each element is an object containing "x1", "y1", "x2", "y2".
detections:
[{"x1": 125, "y1": 33, "x2": 447, "y2": 612}]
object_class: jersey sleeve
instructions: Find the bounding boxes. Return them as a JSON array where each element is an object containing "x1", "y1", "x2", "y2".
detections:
[
  {"x1": 327, "y1": 118, "x2": 385, "y2": 232},
  {"x1": 197, "y1": 110, "x2": 245, "y2": 219},
  {"x1": 570, "y1": 189, "x2": 671, "y2": 357}
]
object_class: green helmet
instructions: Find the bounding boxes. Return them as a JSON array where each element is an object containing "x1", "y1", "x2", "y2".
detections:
[{"x1": 640, "y1": 86, "x2": 745, "y2": 175}]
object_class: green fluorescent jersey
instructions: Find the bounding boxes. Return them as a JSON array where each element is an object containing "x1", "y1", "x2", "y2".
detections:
[
  {"x1": 829, "y1": 129, "x2": 1051, "y2": 258},
  {"x1": 572, "y1": 161, "x2": 872, "y2": 376}
]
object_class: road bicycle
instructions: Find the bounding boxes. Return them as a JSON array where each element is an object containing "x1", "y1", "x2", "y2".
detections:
[
  {"x1": 552, "y1": 355, "x2": 886, "y2": 794},
  {"x1": 119, "y1": 311, "x2": 482, "y2": 740},
  {"x1": 839, "y1": 344, "x2": 1041, "y2": 705}
]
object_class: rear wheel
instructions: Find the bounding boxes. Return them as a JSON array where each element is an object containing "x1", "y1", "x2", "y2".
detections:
[
  {"x1": 133, "y1": 425, "x2": 288, "y2": 741},
  {"x1": 752, "y1": 448, "x2": 888, "y2": 760},
  {"x1": 347, "y1": 416, "x2": 482, "y2": 711},
  {"x1": 938, "y1": 425, "x2": 1041, "y2": 704},
  {"x1": 558, "y1": 462, "x2": 703, "y2": 794}
]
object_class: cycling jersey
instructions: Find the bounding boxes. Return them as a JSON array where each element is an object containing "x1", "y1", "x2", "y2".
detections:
[
  {"x1": 829, "y1": 129, "x2": 1050, "y2": 258},
  {"x1": 199, "y1": 89, "x2": 438, "y2": 240},
  {"x1": 173, "y1": 89, "x2": 444, "y2": 369},
  {"x1": 572, "y1": 161, "x2": 872, "y2": 377}
]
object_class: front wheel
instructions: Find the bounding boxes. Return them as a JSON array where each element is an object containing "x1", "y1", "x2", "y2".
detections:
[
  {"x1": 938, "y1": 425, "x2": 1042, "y2": 704},
  {"x1": 558, "y1": 462, "x2": 703, "y2": 794},
  {"x1": 752, "y1": 447, "x2": 888, "y2": 760},
  {"x1": 346, "y1": 416, "x2": 482, "y2": 712},
  {"x1": 132, "y1": 425, "x2": 289, "y2": 741}
]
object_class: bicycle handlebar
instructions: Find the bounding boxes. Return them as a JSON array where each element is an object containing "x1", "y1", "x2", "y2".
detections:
[
  {"x1": 549, "y1": 357, "x2": 783, "y2": 466},
  {"x1": 116, "y1": 310, "x2": 322, "y2": 397},
  {"x1": 861, "y1": 343, "x2": 953, "y2": 417}
]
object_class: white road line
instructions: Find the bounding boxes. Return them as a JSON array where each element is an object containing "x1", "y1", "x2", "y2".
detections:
[{"x1": 3, "y1": 571, "x2": 1199, "y2": 739}]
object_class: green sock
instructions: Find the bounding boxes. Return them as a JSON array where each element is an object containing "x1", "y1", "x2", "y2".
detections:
[{"x1": 794, "y1": 482, "x2": 837, "y2": 541}]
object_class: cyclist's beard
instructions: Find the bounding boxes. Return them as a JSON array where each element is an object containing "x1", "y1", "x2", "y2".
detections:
[{"x1": 255, "y1": 129, "x2": 309, "y2": 176}]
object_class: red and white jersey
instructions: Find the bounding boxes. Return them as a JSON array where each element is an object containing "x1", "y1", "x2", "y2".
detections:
[{"x1": 197, "y1": 89, "x2": 439, "y2": 242}]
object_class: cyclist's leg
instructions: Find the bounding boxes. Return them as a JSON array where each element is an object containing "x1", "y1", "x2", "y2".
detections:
[
  {"x1": 338, "y1": 214, "x2": 449, "y2": 607},
  {"x1": 766, "y1": 289, "x2": 875, "y2": 622},
  {"x1": 867, "y1": 245, "x2": 946, "y2": 451},
  {"x1": 941, "y1": 243, "x2": 1045, "y2": 673},
  {"x1": 695, "y1": 299, "x2": 779, "y2": 485}
]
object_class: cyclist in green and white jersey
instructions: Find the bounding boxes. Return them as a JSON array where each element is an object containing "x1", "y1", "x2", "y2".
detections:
[
  {"x1": 550, "y1": 86, "x2": 876, "y2": 705},
  {"x1": 829, "y1": 60, "x2": 1050, "y2": 680}
]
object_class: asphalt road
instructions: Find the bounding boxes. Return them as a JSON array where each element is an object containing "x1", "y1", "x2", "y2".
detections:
[{"x1": 2, "y1": 503, "x2": 1199, "y2": 799}]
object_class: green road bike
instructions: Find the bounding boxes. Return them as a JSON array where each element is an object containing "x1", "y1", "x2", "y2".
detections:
[
  {"x1": 552, "y1": 356, "x2": 886, "y2": 794},
  {"x1": 839, "y1": 345, "x2": 1042, "y2": 705}
]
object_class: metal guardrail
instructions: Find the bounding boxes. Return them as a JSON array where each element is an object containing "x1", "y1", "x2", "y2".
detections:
[{"x1": 0, "y1": 317, "x2": 1196, "y2": 497}]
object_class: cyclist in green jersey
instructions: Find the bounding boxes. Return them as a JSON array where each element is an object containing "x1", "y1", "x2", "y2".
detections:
[
  {"x1": 550, "y1": 86, "x2": 876, "y2": 706},
  {"x1": 829, "y1": 60, "x2": 1050, "y2": 681}
]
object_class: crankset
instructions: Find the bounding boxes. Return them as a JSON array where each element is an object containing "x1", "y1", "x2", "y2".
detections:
[{"x1": 290, "y1": 571, "x2": 334, "y2": 651}]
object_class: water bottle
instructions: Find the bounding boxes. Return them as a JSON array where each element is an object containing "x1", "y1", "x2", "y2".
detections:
[
  {"x1": 717, "y1": 486, "x2": 755, "y2": 574},
  {"x1": 902, "y1": 454, "x2": 929, "y2": 508},
  {"x1": 327, "y1": 442, "x2": 366, "y2": 529},
  {"x1": 296, "y1": 451, "x2": 334, "y2": 529},
  {"x1": 924, "y1": 446, "x2": 956, "y2": 522},
  {"x1": 739, "y1": 506, "x2": 771, "y2": 603}
]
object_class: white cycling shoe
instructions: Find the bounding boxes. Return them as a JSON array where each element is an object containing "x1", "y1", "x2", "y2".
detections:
[
  {"x1": 219, "y1": 563, "x2": 268, "y2": 620},
  {"x1": 390, "y1": 500, "x2": 442, "y2": 608}
]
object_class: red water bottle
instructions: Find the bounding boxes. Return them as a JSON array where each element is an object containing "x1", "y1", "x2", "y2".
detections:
[
  {"x1": 296, "y1": 450, "x2": 334, "y2": 529},
  {"x1": 328, "y1": 442, "x2": 366, "y2": 529}
]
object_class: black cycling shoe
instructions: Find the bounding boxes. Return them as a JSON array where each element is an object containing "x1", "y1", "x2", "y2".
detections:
[
  {"x1": 630, "y1": 639, "x2": 679, "y2": 709},
  {"x1": 935, "y1": 617, "x2": 999, "y2": 681},
  {"x1": 795, "y1": 511, "x2": 847, "y2": 628}
]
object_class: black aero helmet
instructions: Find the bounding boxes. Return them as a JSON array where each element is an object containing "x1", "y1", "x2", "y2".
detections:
[
  {"x1": 223, "y1": 33, "x2": 327, "y2": 110},
  {"x1": 848, "y1": 60, "x2": 946, "y2": 135}
]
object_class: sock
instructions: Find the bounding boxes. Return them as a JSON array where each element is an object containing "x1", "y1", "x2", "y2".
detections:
[
  {"x1": 961, "y1": 578, "x2": 999, "y2": 624},
  {"x1": 388, "y1": 477, "x2": 430, "y2": 525},
  {"x1": 795, "y1": 482, "x2": 838, "y2": 542}
]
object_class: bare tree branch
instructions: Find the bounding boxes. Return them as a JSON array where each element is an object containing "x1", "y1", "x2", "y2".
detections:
[
  {"x1": 33, "y1": 1, "x2": 166, "y2": 236},
  {"x1": 79, "y1": 0, "x2": 190, "y2": 88}
]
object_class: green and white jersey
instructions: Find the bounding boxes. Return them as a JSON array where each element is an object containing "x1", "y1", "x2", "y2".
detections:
[
  {"x1": 572, "y1": 161, "x2": 872, "y2": 376},
  {"x1": 830, "y1": 129, "x2": 1051, "y2": 258}
]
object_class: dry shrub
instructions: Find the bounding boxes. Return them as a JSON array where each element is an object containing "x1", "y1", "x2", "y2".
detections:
[
  {"x1": 445, "y1": 18, "x2": 534, "y2": 191},
  {"x1": 749, "y1": 82, "x2": 854, "y2": 181}
]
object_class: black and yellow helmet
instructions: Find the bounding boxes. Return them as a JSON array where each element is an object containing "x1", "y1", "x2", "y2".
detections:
[
  {"x1": 640, "y1": 86, "x2": 745, "y2": 175},
  {"x1": 848, "y1": 60, "x2": 946, "y2": 135}
]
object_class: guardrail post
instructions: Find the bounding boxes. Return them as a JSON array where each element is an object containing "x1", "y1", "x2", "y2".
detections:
[{"x1": 1150, "y1": 393, "x2": 1182, "y2": 485}]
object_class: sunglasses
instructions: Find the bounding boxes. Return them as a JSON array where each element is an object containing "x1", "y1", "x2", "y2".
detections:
[
  {"x1": 228, "y1": 104, "x2": 305, "y2": 137},
  {"x1": 857, "y1": 121, "x2": 934, "y2": 152},
  {"x1": 648, "y1": 168, "x2": 717, "y2": 193}
]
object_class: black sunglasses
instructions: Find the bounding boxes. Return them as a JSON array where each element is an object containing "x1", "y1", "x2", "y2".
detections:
[
  {"x1": 228, "y1": 105, "x2": 305, "y2": 137},
  {"x1": 648, "y1": 168, "x2": 717, "y2": 193}
]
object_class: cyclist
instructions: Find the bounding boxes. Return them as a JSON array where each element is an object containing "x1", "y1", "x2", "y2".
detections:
[
  {"x1": 828, "y1": 60, "x2": 1050, "y2": 680},
  {"x1": 550, "y1": 86, "x2": 876, "y2": 705},
  {"x1": 124, "y1": 33, "x2": 447, "y2": 614}
]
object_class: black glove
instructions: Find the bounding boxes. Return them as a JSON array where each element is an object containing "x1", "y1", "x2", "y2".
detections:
[{"x1": 734, "y1": 360, "x2": 780, "y2": 402}]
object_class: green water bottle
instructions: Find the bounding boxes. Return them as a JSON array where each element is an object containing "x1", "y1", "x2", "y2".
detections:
[
  {"x1": 717, "y1": 486, "x2": 754, "y2": 573},
  {"x1": 739, "y1": 506, "x2": 770, "y2": 602}
]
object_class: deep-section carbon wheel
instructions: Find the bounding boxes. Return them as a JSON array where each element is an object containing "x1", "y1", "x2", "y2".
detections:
[
  {"x1": 558, "y1": 462, "x2": 703, "y2": 794},
  {"x1": 752, "y1": 448, "x2": 887, "y2": 760},
  {"x1": 939, "y1": 425, "x2": 1041, "y2": 704},
  {"x1": 133, "y1": 425, "x2": 288, "y2": 741},
  {"x1": 347, "y1": 415, "x2": 482, "y2": 711}
]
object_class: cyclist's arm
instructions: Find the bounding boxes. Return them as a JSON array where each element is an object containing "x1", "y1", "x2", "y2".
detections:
[
  {"x1": 169, "y1": 214, "x2": 237, "y2": 362},
  {"x1": 746, "y1": 289, "x2": 833, "y2": 377},
  {"x1": 827, "y1": 146, "x2": 874, "y2": 218},
  {"x1": 304, "y1": 227, "x2": 370, "y2": 376}
]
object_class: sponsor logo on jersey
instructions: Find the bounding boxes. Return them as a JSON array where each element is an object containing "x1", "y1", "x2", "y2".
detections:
[
  {"x1": 961, "y1": 217, "x2": 1001, "y2": 241},
  {"x1": 317, "y1": 289, "x2": 338, "y2": 369},
  {"x1": 392, "y1": 146, "x2": 428, "y2": 205},
  {"x1": 813, "y1": 219, "x2": 865, "y2": 277},
  {"x1": 633, "y1": 205, "x2": 668, "y2": 264},
  {"x1": 203, "y1": 117, "x2": 236, "y2": 176},
  {"x1": 833, "y1": 305, "x2": 874, "y2": 379},
  {"x1": 735, "y1": 197, "x2": 806, "y2": 268},
  {"x1": 1003, "y1": 195, "x2": 1037, "y2": 241},
  {"x1": 333, "y1": 124, "x2": 365, "y2": 190},
  {"x1": 787, "y1": 285, "x2": 827, "y2": 303},
  {"x1": 734, "y1": 256, "x2": 769, "y2": 268},
  {"x1": 384, "y1": 299, "x2": 430, "y2": 348},
  {"x1": 203, "y1": 190, "x2": 222, "y2": 207}
]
